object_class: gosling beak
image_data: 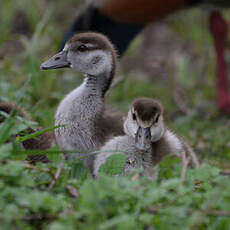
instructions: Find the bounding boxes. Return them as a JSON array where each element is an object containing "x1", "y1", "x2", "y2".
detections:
[
  {"x1": 40, "y1": 51, "x2": 70, "y2": 70},
  {"x1": 135, "y1": 127, "x2": 151, "y2": 151}
]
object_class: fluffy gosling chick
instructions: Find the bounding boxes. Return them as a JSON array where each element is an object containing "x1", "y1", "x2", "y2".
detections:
[
  {"x1": 41, "y1": 32, "x2": 124, "y2": 170},
  {"x1": 94, "y1": 97, "x2": 199, "y2": 176}
]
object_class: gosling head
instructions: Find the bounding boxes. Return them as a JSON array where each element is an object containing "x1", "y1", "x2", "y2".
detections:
[
  {"x1": 40, "y1": 32, "x2": 117, "y2": 77},
  {"x1": 124, "y1": 98, "x2": 165, "y2": 151}
]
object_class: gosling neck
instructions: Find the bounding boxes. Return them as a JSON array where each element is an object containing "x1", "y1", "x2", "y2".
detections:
[
  {"x1": 84, "y1": 73, "x2": 111, "y2": 97},
  {"x1": 84, "y1": 55, "x2": 115, "y2": 97}
]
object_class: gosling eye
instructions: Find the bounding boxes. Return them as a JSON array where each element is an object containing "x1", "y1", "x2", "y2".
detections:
[
  {"x1": 77, "y1": 44, "x2": 87, "y2": 52},
  {"x1": 132, "y1": 113, "x2": 136, "y2": 120},
  {"x1": 155, "y1": 115, "x2": 159, "y2": 123}
]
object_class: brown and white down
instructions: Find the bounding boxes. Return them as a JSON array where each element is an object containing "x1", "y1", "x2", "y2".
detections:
[
  {"x1": 94, "y1": 97, "x2": 200, "y2": 177},
  {"x1": 0, "y1": 102, "x2": 56, "y2": 164}
]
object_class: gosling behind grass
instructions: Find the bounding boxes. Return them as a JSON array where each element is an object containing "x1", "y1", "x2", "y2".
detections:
[
  {"x1": 0, "y1": 102, "x2": 55, "y2": 164},
  {"x1": 94, "y1": 97, "x2": 200, "y2": 176}
]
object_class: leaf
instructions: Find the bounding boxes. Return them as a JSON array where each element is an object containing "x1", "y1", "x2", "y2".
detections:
[
  {"x1": 158, "y1": 155, "x2": 181, "y2": 180},
  {"x1": 0, "y1": 143, "x2": 13, "y2": 159},
  {"x1": 0, "y1": 161, "x2": 25, "y2": 176},
  {"x1": 0, "y1": 119, "x2": 15, "y2": 144},
  {"x1": 99, "y1": 214, "x2": 136, "y2": 230},
  {"x1": 98, "y1": 154, "x2": 127, "y2": 176},
  {"x1": 16, "y1": 125, "x2": 64, "y2": 143},
  {"x1": 69, "y1": 160, "x2": 88, "y2": 180}
]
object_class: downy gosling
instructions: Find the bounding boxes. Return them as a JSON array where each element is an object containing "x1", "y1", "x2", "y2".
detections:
[
  {"x1": 40, "y1": 32, "x2": 124, "y2": 170},
  {"x1": 94, "y1": 97, "x2": 200, "y2": 176},
  {"x1": 0, "y1": 102, "x2": 55, "y2": 164}
]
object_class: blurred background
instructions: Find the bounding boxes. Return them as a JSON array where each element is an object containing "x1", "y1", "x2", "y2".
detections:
[{"x1": 0, "y1": 0, "x2": 230, "y2": 167}]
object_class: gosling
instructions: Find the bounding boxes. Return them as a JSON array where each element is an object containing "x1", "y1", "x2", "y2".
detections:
[
  {"x1": 41, "y1": 32, "x2": 124, "y2": 170},
  {"x1": 0, "y1": 102, "x2": 55, "y2": 164},
  {"x1": 94, "y1": 97, "x2": 199, "y2": 176}
]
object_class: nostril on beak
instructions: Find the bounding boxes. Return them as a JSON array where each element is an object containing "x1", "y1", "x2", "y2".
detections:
[{"x1": 55, "y1": 57, "x2": 60, "y2": 61}]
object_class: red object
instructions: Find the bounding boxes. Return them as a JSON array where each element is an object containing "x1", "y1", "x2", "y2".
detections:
[
  {"x1": 100, "y1": 0, "x2": 186, "y2": 23},
  {"x1": 209, "y1": 11, "x2": 230, "y2": 113}
]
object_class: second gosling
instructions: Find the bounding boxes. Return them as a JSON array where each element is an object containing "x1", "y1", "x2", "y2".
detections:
[{"x1": 94, "y1": 97, "x2": 199, "y2": 176}]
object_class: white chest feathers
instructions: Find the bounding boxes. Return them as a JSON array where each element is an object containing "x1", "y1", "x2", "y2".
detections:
[{"x1": 164, "y1": 130, "x2": 183, "y2": 155}]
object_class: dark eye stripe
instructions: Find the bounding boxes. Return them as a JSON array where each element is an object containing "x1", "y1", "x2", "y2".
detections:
[
  {"x1": 132, "y1": 113, "x2": 136, "y2": 120},
  {"x1": 155, "y1": 115, "x2": 159, "y2": 123}
]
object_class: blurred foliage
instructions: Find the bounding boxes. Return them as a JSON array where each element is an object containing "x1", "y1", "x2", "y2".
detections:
[{"x1": 0, "y1": 0, "x2": 230, "y2": 229}]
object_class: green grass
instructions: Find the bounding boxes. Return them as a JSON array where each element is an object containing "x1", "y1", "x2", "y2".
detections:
[{"x1": 0, "y1": 1, "x2": 230, "y2": 229}]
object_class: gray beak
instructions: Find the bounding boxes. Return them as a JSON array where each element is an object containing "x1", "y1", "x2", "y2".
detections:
[
  {"x1": 135, "y1": 127, "x2": 151, "y2": 151},
  {"x1": 40, "y1": 51, "x2": 70, "y2": 70}
]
